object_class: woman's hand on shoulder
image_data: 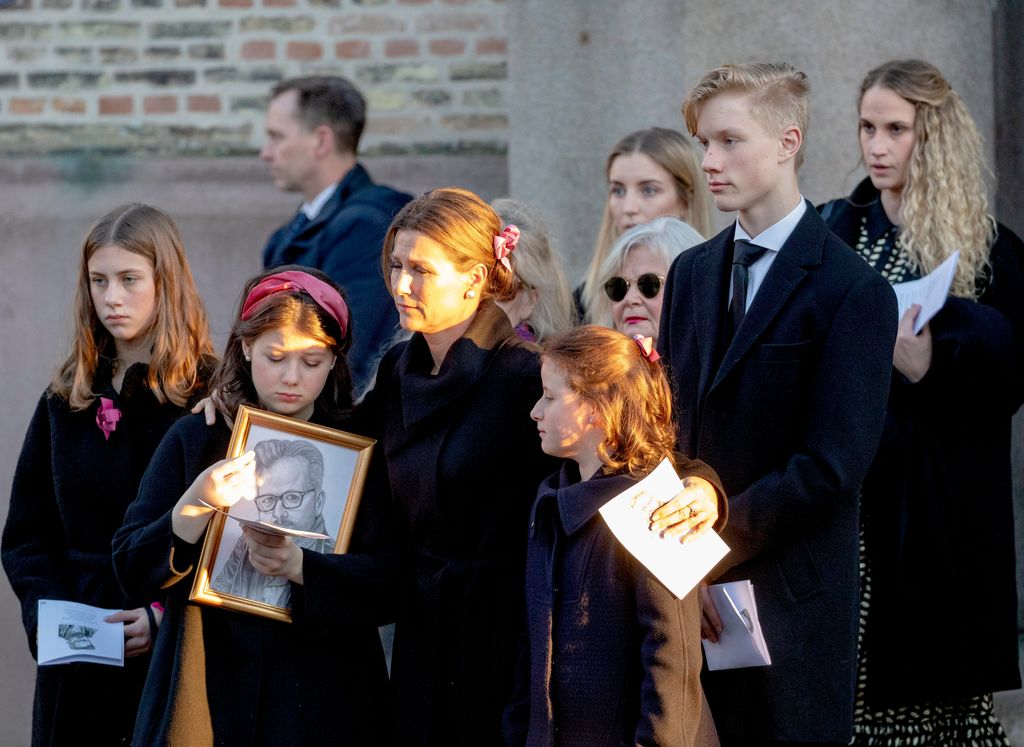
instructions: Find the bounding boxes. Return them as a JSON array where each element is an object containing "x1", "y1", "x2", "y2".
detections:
[
  {"x1": 242, "y1": 528, "x2": 304, "y2": 584},
  {"x1": 647, "y1": 475, "x2": 719, "y2": 543},
  {"x1": 893, "y1": 304, "x2": 932, "y2": 383},
  {"x1": 190, "y1": 389, "x2": 229, "y2": 428}
]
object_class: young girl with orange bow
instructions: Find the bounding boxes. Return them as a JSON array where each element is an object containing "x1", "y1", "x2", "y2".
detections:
[{"x1": 504, "y1": 325, "x2": 724, "y2": 746}]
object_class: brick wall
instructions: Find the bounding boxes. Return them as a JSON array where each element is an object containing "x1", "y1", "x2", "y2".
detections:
[{"x1": 0, "y1": 0, "x2": 508, "y2": 156}]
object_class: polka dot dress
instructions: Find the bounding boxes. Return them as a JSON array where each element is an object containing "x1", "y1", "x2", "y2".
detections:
[{"x1": 849, "y1": 217, "x2": 1010, "y2": 747}]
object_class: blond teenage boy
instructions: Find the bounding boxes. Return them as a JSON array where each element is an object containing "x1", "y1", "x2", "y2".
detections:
[{"x1": 653, "y1": 63, "x2": 897, "y2": 745}]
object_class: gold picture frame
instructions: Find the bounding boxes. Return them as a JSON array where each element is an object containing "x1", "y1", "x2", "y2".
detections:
[{"x1": 189, "y1": 405, "x2": 375, "y2": 623}]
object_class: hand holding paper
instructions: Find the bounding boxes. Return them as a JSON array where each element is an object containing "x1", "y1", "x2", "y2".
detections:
[
  {"x1": 891, "y1": 250, "x2": 959, "y2": 333},
  {"x1": 37, "y1": 600, "x2": 125, "y2": 668},
  {"x1": 599, "y1": 459, "x2": 729, "y2": 599},
  {"x1": 701, "y1": 581, "x2": 771, "y2": 670}
]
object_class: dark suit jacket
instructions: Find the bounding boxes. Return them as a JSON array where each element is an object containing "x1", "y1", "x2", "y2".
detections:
[
  {"x1": 262, "y1": 163, "x2": 412, "y2": 392},
  {"x1": 657, "y1": 203, "x2": 897, "y2": 744}
]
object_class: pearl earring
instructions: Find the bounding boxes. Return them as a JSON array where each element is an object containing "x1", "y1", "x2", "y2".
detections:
[{"x1": 466, "y1": 289, "x2": 477, "y2": 299}]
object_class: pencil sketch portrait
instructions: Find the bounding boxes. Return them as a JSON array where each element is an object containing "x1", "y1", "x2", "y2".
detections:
[{"x1": 211, "y1": 438, "x2": 336, "y2": 609}]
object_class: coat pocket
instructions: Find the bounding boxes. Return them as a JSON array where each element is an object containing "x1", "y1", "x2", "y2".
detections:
[{"x1": 754, "y1": 339, "x2": 812, "y2": 361}]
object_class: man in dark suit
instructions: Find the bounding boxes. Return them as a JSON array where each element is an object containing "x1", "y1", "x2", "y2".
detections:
[
  {"x1": 260, "y1": 76, "x2": 412, "y2": 391},
  {"x1": 653, "y1": 63, "x2": 897, "y2": 744}
]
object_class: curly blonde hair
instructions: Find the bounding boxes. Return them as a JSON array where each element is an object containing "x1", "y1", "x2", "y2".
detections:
[
  {"x1": 581, "y1": 128, "x2": 712, "y2": 316},
  {"x1": 543, "y1": 325, "x2": 676, "y2": 477},
  {"x1": 860, "y1": 60, "x2": 995, "y2": 299}
]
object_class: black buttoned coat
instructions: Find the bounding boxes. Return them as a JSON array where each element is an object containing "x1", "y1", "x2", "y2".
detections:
[
  {"x1": 658, "y1": 204, "x2": 897, "y2": 743},
  {"x1": 2, "y1": 362, "x2": 208, "y2": 746},
  {"x1": 350, "y1": 301, "x2": 560, "y2": 745},
  {"x1": 821, "y1": 180, "x2": 1024, "y2": 705},
  {"x1": 505, "y1": 460, "x2": 724, "y2": 747},
  {"x1": 111, "y1": 414, "x2": 390, "y2": 746}
]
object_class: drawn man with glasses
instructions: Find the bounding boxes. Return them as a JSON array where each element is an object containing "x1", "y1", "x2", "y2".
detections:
[{"x1": 212, "y1": 439, "x2": 335, "y2": 608}]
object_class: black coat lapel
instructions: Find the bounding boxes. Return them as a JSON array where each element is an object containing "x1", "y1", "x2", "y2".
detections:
[
  {"x1": 710, "y1": 201, "x2": 825, "y2": 391},
  {"x1": 691, "y1": 232, "x2": 731, "y2": 403}
]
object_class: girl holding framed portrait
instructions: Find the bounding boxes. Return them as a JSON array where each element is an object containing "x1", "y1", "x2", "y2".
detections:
[{"x1": 112, "y1": 266, "x2": 391, "y2": 745}]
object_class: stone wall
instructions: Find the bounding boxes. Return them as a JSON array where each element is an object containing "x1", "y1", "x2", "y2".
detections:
[{"x1": 0, "y1": 0, "x2": 508, "y2": 156}]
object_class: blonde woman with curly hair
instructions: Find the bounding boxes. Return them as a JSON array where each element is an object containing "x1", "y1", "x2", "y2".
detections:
[
  {"x1": 820, "y1": 59, "x2": 1024, "y2": 746},
  {"x1": 578, "y1": 128, "x2": 713, "y2": 317}
]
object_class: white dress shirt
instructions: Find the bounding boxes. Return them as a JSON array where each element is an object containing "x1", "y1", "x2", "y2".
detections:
[
  {"x1": 300, "y1": 182, "x2": 339, "y2": 221},
  {"x1": 731, "y1": 197, "x2": 807, "y2": 312}
]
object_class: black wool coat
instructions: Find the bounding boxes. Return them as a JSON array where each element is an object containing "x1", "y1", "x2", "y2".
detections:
[
  {"x1": 2, "y1": 362, "x2": 208, "y2": 746},
  {"x1": 111, "y1": 413, "x2": 391, "y2": 746},
  {"x1": 504, "y1": 459, "x2": 724, "y2": 747},
  {"x1": 658, "y1": 204, "x2": 897, "y2": 744},
  {"x1": 821, "y1": 179, "x2": 1024, "y2": 705},
  {"x1": 348, "y1": 301, "x2": 560, "y2": 746}
]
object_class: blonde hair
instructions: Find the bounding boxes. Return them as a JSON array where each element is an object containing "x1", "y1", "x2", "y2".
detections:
[
  {"x1": 859, "y1": 59, "x2": 995, "y2": 299},
  {"x1": 581, "y1": 128, "x2": 712, "y2": 316},
  {"x1": 587, "y1": 216, "x2": 704, "y2": 332},
  {"x1": 543, "y1": 325, "x2": 675, "y2": 477},
  {"x1": 490, "y1": 198, "x2": 574, "y2": 342},
  {"x1": 382, "y1": 187, "x2": 517, "y2": 302},
  {"x1": 682, "y1": 62, "x2": 809, "y2": 166},
  {"x1": 52, "y1": 203, "x2": 214, "y2": 410}
]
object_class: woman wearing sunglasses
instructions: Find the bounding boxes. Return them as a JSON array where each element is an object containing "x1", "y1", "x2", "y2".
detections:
[
  {"x1": 586, "y1": 216, "x2": 705, "y2": 343},
  {"x1": 578, "y1": 129, "x2": 713, "y2": 320}
]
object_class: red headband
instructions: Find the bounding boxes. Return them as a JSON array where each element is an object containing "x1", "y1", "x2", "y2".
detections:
[{"x1": 240, "y1": 270, "x2": 349, "y2": 336}]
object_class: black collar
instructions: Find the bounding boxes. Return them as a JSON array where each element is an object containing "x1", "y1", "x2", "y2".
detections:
[
  {"x1": 394, "y1": 300, "x2": 518, "y2": 428},
  {"x1": 531, "y1": 461, "x2": 639, "y2": 537}
]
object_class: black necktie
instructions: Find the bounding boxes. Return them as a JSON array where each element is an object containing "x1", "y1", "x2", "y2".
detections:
[
  {"x1": 281, "y1": 211, "x2": 310, "y2": 248},
  {"x1": 730, "y1": 239, "x2": 768, "y2": 337}
]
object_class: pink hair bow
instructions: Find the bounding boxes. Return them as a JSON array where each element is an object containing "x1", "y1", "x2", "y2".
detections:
[
  {"x1": 632, "y1": 334, "x2": 661, "y2": 363},
  {"x1": 493, "y1": 224, "x2": 520, "y2": 272},
  {"x1": 96, "y1": 397, "x2": 122, "y2": 441}
]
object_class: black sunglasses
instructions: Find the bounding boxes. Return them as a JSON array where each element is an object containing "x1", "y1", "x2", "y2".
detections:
[{"x1": 603, "y1": 273, "x2": 664, "y2": 302}]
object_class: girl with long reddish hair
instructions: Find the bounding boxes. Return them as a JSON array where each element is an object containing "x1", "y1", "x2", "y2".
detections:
[
  {"x1": 2, "y1": 203, "x2": 214, "y2": 745},
  {"x1": 505, "y1": 325, "x2": 723, "y2": 745}
]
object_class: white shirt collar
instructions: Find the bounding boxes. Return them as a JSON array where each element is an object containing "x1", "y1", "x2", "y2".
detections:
[
  {"x1": 300, "y1": 183, "x2": 339, "y2": 221},
  {"x1": 733, "y1": 197, "x2": 807, "y2": 252}
]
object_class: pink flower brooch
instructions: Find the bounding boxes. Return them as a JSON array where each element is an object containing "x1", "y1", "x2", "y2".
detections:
[{"x1": 96, "y1": 397, "x2": 122, "y2": 441}]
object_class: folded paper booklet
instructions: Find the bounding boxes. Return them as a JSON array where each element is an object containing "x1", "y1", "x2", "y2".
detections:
[
  {"x1": 701, "y1": 580, "x2": 771, "y2": 670},
  {"x1": 197, "y1": 498, "x2": 331, "y2": 541},
  {"x1": 598, "y1": 458, "x2": 730, "y2": 599},
  {"x1": 892, "y1": 250, "x2": 959, "y2": 333},
  {"x1": 37, "y1": 599, "x2": 124, "y2": 667}
]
